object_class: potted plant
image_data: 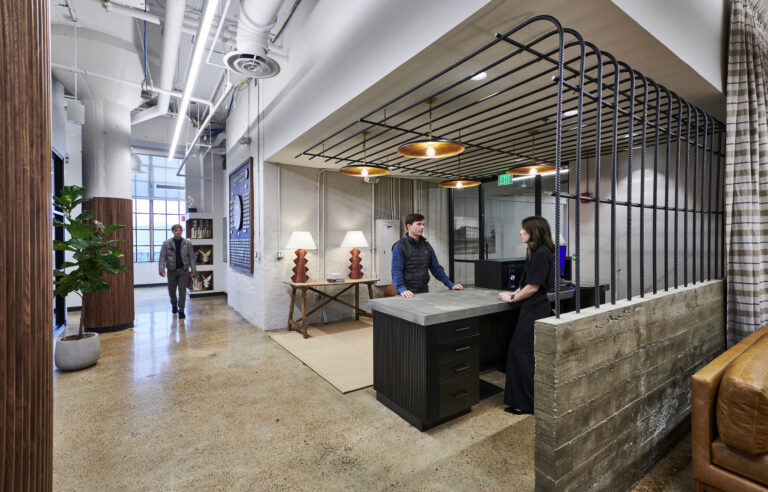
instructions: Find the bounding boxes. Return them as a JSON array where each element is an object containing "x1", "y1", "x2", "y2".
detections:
[{"x1": 53, "y1": 185, "x2": 127, "y2": 371}]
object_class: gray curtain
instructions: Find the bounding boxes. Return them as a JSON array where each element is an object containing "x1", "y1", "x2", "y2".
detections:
[{"x1": 726, "y1": 0, "x2": 768, "y2": 345}]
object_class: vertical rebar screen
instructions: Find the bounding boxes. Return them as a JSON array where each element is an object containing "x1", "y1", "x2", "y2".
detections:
[
  {"x1": 693, "y1": 110, "x2": 699, "y2": 284},
  {"x1": 639, "y1": 74, "x2": 648, "y2": 297},
  {"x1": 609, "y1": 54, "x2": 620, "y2": 305},
  {"x1": 684, "y1": 102, "x2": 691, "y2": 287},
  {"x1": 674, "y1": 95, "x2": 682, "y2": 289}
]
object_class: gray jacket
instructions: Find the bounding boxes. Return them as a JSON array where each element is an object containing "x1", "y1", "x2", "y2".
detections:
[{"x1": 159, "y1": 237, "x2": 197, "y2": 274}]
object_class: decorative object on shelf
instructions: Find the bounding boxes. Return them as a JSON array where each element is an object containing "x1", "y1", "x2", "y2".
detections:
[
  {"x1": 397, "y1": 98, "x2": 465, "y2": 158},
  {"x1": 285, "y1": 231, "x2": 317, "y2": 283},
  {"x1": 438, "y1": 152, "x2": 481, "y2": 189},
  {"x1": 189, "y1": 272, "x2": 214, "y2": 292},
  {"x1": 506, "y1": 129, "x2": 557, "y2": 176},
  {"x1": 187, "y1": 219, "x2": 213, "y2": 239},
  {"x1": 193, "y1": 245, "x2": 214, "y2": 265},
  {"x1": 340, "y1": 230, "x2": 369, "y2": 279},
  {"x1": 53, "y1": 185, "x2": 127, "y2": 371},
  {"x1": 202, "y1": 273, "x2": 212, "y2": 289},
  {"x1": 187, "y1": 194, "x2": 197, "y2": 212},
  {"x1": 339, "y1": 132, "x2": 390, "y2": 177},
  {"x1": 229, "y1": 158, "x2": 254, "y2": 274}
]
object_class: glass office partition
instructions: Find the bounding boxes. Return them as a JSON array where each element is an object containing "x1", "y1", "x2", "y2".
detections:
[
  {"x1": 452, "y1": 186, "x2": 479, "y2": 285},
  {"x1": 483, "y1": 176, "x2": 536, "y2": 260}
]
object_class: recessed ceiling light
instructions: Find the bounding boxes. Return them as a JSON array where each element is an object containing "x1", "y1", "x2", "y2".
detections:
[
  {"x1": 471, "y1": 72, "x2": 487, "y2": 81},
  {"x1": 563, "y1": 109, "x2": 578, "y2": 117}
]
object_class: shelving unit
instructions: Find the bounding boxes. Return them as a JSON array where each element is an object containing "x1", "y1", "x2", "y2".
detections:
[{"x1": 187, "y1": 212, "x2": 216, "y2": 297}]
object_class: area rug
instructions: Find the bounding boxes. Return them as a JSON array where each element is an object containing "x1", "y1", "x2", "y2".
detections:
[{"x1": 269, "y1": 319, "x2": 373, "y2": 393}]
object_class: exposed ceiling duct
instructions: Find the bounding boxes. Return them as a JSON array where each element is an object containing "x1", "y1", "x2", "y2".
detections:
[
  {"x1": 131, "y1": 0, "x2": 186, "y2": 125},
  {"x1": 223, "y1": 0, "x2": 282, "y2": 78}
]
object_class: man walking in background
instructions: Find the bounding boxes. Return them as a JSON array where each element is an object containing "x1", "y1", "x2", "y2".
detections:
[
  {"x1": 159, "y1": 224, "x2": 196, "y2": 319},
  {"x1": 391, "y1": 213, "x2": 463, "y2": 298}
]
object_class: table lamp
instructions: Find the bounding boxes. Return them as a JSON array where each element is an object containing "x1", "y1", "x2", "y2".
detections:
[
  {"x1": 340, "y1": 230, "x2": 369, "y2": 279},
  {"x1": 286, "y1": 231, "x2": 317, "y2": 283}
]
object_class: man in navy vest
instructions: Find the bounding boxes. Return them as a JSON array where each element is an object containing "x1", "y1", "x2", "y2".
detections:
[{"x1": 391, "y1": 213, "x2": 463, "y2": 298}]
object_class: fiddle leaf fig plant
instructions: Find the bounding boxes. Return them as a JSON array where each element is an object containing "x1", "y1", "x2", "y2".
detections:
[{"x1": 53, "y1": 185, "x2": 127, "y2": 338}]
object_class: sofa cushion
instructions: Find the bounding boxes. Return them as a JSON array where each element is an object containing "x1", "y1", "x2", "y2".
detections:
[
  {"x1": 716, "y1": 333, "x2": 768, "y2": 455},
  {"x1": 712, "y1": 437, "x2": 768, "y2": 486}
]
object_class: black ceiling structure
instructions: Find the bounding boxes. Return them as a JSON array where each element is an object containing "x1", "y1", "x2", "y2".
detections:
[{"x1": 298, "y1": 15, "x2": 726, "y2": 317}]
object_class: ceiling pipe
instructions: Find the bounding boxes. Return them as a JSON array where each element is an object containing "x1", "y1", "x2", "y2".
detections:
[
  {"x1": 182, "y1": 21, "x2": 237, "y2": 41},
  {"x1": 131, "y1": 0, "x2": 186, "y2": 125},
  {"x1": 223, "y1": 0, "x2": 283, "y2": 78},
  {"x1": 52, "y1": 63, "x2": 213, "y2": 107},
  {"x1": 78, "y1": 0, "x2": 161, "y2": 24}
]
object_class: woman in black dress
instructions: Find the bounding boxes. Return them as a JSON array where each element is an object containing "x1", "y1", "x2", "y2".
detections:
[{"x1": 498, "y1": 216, "x2": 554, "y2": 414}]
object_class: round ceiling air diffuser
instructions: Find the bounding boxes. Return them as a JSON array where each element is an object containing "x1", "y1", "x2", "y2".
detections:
[{"x1": 223, "y1": 51, "x2": 281, "y2": 78}]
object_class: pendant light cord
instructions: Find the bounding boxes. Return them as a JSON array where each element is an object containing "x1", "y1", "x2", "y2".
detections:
[{"x1": 428, "y1": 100, "x2": 433, "y2": 139}]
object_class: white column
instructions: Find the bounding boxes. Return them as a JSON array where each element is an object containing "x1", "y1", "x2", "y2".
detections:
[{"x1": 81, "y1": 99, "x2": 132, "y2": 199}]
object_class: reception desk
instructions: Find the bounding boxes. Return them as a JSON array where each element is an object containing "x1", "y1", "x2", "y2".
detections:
[{"x1": 369, "y1": 286, "x2": 606, "y2": 430}]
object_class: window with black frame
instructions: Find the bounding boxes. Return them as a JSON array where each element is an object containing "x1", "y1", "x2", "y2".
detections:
[{"x1": 131, "y1": 154, "x2": 186, "y2": 262}]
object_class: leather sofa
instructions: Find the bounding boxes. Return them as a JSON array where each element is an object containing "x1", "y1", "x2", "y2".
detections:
[{"x1": 692, "y1": 325, "x2": 768, "y2": 491}]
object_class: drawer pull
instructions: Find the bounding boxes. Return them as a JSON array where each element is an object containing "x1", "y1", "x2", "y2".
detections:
[
  {"x1": 452, "y1": 364, "x2": 471, "y2": 373},
  {"x1": 452, "y1": 390, "x2": 470, "y2": 400},
  {"x1": 454, "y1": 326, "x2": 471, "y2": 333},
  {"x1": 454, "y1": 345, "x2": 471, "y2": 353}
]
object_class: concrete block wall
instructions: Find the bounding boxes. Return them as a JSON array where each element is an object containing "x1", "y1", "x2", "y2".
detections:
[{"x1": 533, "y1": 279, "x2": 725, "y2": 491}]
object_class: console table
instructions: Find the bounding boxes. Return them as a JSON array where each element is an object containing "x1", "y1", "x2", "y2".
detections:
[
  {"x1": 369, "y1": 285, "x2": 607, "y2": 430},
  {"x1": 285, "y1": 278, "x2": 378, "y2": 338}
]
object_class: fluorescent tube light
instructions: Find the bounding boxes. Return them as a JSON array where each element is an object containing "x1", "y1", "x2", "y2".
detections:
[{"x1": 168, "y1": 0, "x2": 221, "y2": 159}]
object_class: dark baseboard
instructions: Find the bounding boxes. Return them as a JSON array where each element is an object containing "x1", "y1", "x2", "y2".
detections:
[
  {"x1": 135, "y1": 283, "x2": 167, "y2": 288},
  {"x1": 190, "y1": 291, "x2": 227, "y2": 299},
  {"x1": 89, "y1": 322, "x2": 135, "y2": 333}
]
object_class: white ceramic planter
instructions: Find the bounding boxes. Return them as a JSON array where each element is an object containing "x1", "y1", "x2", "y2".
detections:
[{"x1": 54, "y1": 332, "x2": 101, "y2": 371}]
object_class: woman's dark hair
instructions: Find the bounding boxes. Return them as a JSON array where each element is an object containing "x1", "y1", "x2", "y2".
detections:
[{"x1": 521, "y1": 216, "x2": 555, "y2": 257}]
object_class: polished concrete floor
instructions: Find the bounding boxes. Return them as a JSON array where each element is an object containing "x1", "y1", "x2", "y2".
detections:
[{"x1": 54, "y1": 287, "x2": 692, "y2": 491}]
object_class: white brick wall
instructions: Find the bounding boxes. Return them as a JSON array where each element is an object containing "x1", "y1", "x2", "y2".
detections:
[{"x1": 224, "y1": 153, "x2": 452, "y2": 331}]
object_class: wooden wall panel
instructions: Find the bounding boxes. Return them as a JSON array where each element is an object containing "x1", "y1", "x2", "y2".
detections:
[
  {"x1": 0, "y1": 0, "x2": 53, "y2": 489},
  {"x1": 82, "y1": 198, "x2": 135, "y2": 331}
]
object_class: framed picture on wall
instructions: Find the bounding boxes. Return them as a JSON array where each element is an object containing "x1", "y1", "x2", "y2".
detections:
[{"x1": 229, "y1": 157, "x2": 254, "y2": 274}]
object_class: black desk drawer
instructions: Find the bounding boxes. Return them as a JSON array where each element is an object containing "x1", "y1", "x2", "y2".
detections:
[
  {"x1": 437, "y1": 319, "x2": 479, "y2": 343},
  {"x1": 438, "y1": 357, "x2": 479, "y2": 383},
  {"x1": 439, "y1": 335, "x2": 479, "y2": 364},
  {"x1": 439, "y1": 375, "x2": 479, "y2": 418}
]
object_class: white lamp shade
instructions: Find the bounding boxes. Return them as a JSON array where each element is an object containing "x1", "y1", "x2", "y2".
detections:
[
  {"x1": 285, "y1": 231, "x2": 317, "y2": 250},
  {"x1": 340, "y1": 230, "x2": 369, "y2": 248}
]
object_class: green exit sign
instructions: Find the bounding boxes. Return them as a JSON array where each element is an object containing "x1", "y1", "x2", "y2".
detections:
[{"x1": 498, "y1": 174, "x2": 512, "y2": 186}]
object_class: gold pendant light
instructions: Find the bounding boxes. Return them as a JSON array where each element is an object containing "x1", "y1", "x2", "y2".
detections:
[
  {"x1": 506, "y1": 129, "x2": 557, "y2": 176},
  {"x1": 438, "y1": 153, "x2": 481, "y2": 189},
  {"x1": 397, "y1": 98, "x2": 465, "y2": 159},
  {"x1": 339, "y1": 132, "x2": 390, "y2": 177}
]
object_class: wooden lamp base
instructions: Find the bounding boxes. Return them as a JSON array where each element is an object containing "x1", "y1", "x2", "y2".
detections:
[
  {"x1": 348, "y1": 248, "x2": 363, "y2": 279},
  {"x1": 291, "y1": 249, "x2": 309, "y2": 283}
]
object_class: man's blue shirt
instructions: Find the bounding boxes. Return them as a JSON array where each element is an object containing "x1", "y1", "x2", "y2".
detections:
[{"x1": 391, "y1": 235, "x2": 454, "y2": 294}]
